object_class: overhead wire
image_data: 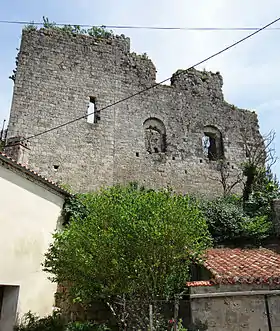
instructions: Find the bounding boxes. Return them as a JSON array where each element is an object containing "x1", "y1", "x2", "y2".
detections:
[
  {"x1": 18, "y1": 16, "x2": 280, "y2": 141},
  {"x1": 0, "y1": 19, "x2": 280, "y2": 31}
]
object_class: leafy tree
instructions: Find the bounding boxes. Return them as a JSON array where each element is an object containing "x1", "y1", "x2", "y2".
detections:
[
  {"x1": 244, "y1": 167, "x2": 280, "y2": 219},
  {"x1": 44, "y1": 184, "x2": 211, "y2": 329},
  {"x1": 201, "y1": 195, "x2": 273, "y2": 245},
  {"x1": 241, "y1": 130, "x2": 277, "y2": 202}
]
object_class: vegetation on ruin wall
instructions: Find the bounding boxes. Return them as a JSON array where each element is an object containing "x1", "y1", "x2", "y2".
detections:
[
  {"x1": 9, "y1": 17, "x2": 122, "y2": 82},
  {"x1": 10, "y1": 17, "x2": 149, "y2": 82},
  {"x1": 24, "y1": 16, "x2": 117, "y2": 39},
  {"x1": 9, "y1": 17, "x2": 118, "y2": 82}
]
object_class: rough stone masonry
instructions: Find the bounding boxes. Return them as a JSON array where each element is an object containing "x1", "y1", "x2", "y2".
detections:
[{"x1": 6, "y1": 29, "x2": 262, "y2": 195}]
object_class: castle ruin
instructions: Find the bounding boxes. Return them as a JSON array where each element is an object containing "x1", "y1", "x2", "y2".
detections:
[{"x1": 5, "y1": 29, "x2": 262, "y2": 195}]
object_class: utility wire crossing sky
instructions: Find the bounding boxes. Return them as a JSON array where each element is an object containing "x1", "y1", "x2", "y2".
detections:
[{"x1": 1, "y1": 19, "x2": 280, "y2": 31}]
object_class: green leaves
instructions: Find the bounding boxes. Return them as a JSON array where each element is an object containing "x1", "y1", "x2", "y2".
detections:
[
  {"x1": 14, "y1": 311, "x2": 111, "y2": 331},
  {"x1": 23, "y1": 17, "x2": 115, "y2": 40},
  {"x1": 201, "y1": 192, "x2": 273, "y2": 245},
  {"x1": 44, "y1": 185, "x2": 211, "y2": 304}
]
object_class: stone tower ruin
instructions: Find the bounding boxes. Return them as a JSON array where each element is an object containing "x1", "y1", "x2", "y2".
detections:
[{"x1": 6, "y1": 29, "x2": 262, "y2": 195}]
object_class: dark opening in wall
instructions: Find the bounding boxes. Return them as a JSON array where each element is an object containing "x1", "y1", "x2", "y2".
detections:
[
  {"x1": 172, "y1": 156, "x2": 175, "y2": 160},
  {"x1": 53, "y1": 165, "x2": 59, "y2": 170},
  {"x1": 136, "y1": 152, "x2": 139, "y2": 157},
  {"x1": 245, "y1": 146, "x2": 250, "y2": 158},
  {"x1": 87, "y1": 97, "x2": 100, "y2": 124},
  {"x1": 143, "y1": 118, "x2": 166, "y2": 154},
  {"x1": 0, "y1": 285, "x2": 20, "y2": 331},
  {"x1": 0, "y1": 286, "x2": 3, "y2": 317},
  {"x1": 202, "y1": 125, "x2": 224, "y2": 161}
]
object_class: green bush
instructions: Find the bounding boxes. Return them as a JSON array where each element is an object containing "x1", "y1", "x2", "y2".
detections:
[
  {"x1": 14, "y1": 311, "x2": 65, "y2": 331},
  {"x1": 67, "y1": 321, "x2": 111, "y2": 331},
  {"x1": 44, "y1": 185, "x2": 211, "y2": 304},
  {"x1": 14, "y1": 312, "x2": 111, "y2": 331},
  {"x1": 23, "y1": 17, "x2": 115, "y2": 40},
  {"x1": 244, "y1": 168, "x2": 280, "y2": 219},
  {"x1": 201, "y1": 195, "x2": 273, "y2": 245}
]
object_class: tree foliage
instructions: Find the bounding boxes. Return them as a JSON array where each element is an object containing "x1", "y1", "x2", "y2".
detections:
[
  {"x1": 201, "y1": 195, "x2": 272, "y2": 245},
  {"x1": 201, "y1": 166, "x2": 280, "y2": 245},
  {"x1": 44, "y1": 186, "x2": 209, "y2": 330},
  {"x1": 14, "y1": 311, "x2": 110, "y2": 331},
  {"x1": 44, "y1": 184, "x2": 211, "y2": 329},
  {"x1": 244, "y1": 167, "x2": 280, "y2": 219},
  {"x1": 242, "y1": 130, "x2": 277, "y2": 202},
  {"x1": 44, "y1": 184, "x2": 211, "y2": 303}
]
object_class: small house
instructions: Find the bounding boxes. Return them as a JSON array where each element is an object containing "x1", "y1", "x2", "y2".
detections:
[
  {"x1": 187, "y1": 248, "x2": 280, "y2": 331},
  {"x1": 0, "y1": 149, "x2": 70, "y2": 331}
]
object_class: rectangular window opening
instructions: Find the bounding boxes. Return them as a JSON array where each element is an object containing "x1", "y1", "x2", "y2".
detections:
[{"x1": 87, "y1": 97, "x2": 96, "y2": 124}]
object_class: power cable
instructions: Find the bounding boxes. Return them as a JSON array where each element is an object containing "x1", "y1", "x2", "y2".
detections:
[
  {"x1": 0, "y1": 19, "x2": 280, "y2": 31},
  {"x1": 20, "y1": 16, "x2": 280, "y2": 141}
]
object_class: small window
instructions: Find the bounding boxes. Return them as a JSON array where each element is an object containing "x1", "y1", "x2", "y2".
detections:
[{"x1": 87, "y1": 97, "x2": 100, "y2": 124}]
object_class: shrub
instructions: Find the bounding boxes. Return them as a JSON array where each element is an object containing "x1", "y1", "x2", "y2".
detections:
[
  {"x1": 14, "y1": 311, "x2": 65, "y2": 331},
  {"x1": 201, "y1": 195, "x2": 272, "y2": 245},
  {"x1": 14, "y1": 312, "x2": 111, "y2": 331},
  {"x1": 44, "y1": 184, "x2": 211, "y2": 329}
]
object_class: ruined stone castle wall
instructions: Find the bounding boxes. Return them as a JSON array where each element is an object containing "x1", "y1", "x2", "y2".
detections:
[{"x1": 6, "y1": 29, "x2": 262, "y2": 195}]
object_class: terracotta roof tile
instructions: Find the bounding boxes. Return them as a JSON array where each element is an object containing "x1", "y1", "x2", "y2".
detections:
[
  {"x1": 186, "y1": 281, "x2": 213, "y2": 287},
  {"x1": 187, "y1": 248, "x2": 280, "y2": 287}
]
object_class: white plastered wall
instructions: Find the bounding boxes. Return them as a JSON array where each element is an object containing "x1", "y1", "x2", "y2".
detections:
[{"x1": 0, "y1": 165, "x2": 64, "y2": 321}]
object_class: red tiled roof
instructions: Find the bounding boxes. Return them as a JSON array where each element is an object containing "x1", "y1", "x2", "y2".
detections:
[
  {"x1": 187, "y1": 248, "x2": 280, "y2": 287},
  {"x1": 0, "y1": 152, "x2": 71, "y2": 196},
  {"x1": 186, "y1": 281, "x2": 213, "y2": 287}
]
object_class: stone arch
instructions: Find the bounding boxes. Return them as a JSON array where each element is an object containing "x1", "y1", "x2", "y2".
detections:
[
  {"x1": 143, "y1": 118, "x2": 166, "y2": 154},
  {"x1": 202, "y1": 125, "x2": 224, "y2": 160}
]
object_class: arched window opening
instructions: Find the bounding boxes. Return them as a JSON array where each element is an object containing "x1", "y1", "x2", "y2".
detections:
[
  {"x1": 202, "y1": 125, "x2": 224, "y2": 160},
  {"x1": 143, "y1": 118, "x2": 166, "y2": 154}
]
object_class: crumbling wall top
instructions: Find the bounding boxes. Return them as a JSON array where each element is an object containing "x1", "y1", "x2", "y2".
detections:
[
  {"x1": 22, "y1": 28, "x2": 131, "y2": 54},
  {"x1": 171, "y1": 68, "x2": 224, "y2": 100}
]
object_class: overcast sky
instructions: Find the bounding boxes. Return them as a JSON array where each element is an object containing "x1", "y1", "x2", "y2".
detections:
[{"x1": 0, "y1": 1, "x2": 279, "y2": 175}]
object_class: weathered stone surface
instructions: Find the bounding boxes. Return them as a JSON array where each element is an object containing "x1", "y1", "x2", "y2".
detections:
[
  {"x1": 6, "y1": 29, "x2": 262, "y2": 195},
  {"x1": 190, "y1": 283, "x2": 280, "y2": 331}
]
